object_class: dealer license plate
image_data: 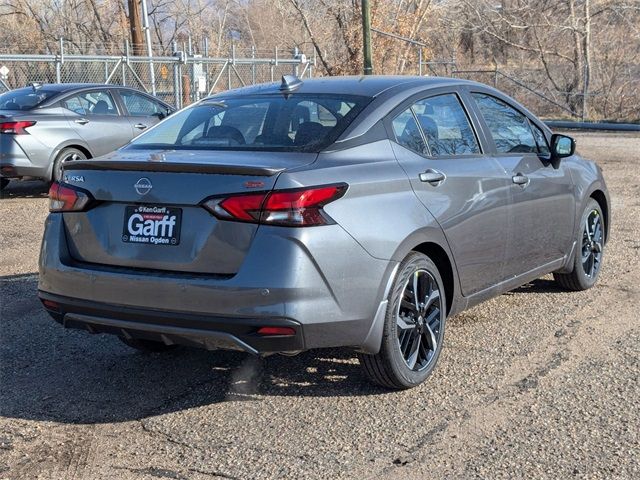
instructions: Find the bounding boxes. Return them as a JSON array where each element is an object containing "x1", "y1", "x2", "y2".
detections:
[{"x1": 122, "y1": 205, "x2": 182, "y2": 246}]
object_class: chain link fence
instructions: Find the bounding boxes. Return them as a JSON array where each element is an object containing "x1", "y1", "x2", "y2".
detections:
[{"x1": 0, "y1": 44, "x2": 314, "y2": 109}]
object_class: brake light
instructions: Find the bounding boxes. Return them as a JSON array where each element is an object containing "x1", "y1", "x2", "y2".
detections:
[
  {"x1": 203, "y1": 184, "x2": 347, "y2": 227},
  {"x1": 0, "y1": 121, "x2": 36, "y2": 134},
  {"x1": 48, "y1": 182, "x2": 92, "y2": 212}
]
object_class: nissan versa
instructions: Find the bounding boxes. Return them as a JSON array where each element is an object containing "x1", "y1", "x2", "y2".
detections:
[
  {"x1": 38, "y1": 76, "x2": 610, "y2": 389},
  {"x1": 0, "y1": 83, "x2": 173, "y2": 188}
]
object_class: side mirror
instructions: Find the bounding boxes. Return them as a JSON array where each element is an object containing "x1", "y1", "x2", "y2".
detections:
[{"x1": 550, "y1": 134, "x2": 575, "y2": 159}]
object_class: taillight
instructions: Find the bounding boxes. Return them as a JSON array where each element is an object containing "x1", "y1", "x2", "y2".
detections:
[
  {"x1": 48, "y1": 182, "x2": 93, "y2": 212},
  {"x1": 203, "y1": 184, "x2": 347, "y2": 227},
  {"x1": 0, "y1": 121, "x2": 36, "y2": 134}
]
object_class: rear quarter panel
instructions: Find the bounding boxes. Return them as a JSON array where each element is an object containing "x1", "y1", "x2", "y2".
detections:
[{"x1": 273, "y1": 139, "x2": 462, "y2": 315}]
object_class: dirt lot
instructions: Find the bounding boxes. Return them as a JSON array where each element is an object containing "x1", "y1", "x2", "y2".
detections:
[{"x1": 0, "y1": 132, "x2": 638, "y2": 480}]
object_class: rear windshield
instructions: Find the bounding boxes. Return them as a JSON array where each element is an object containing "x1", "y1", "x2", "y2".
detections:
[
  {"x1": 0, "y1": 87, "x2": 59, "y2": 110},
  {"x1": 126, "y1": 94, "x2": 370, "y2": 152}
]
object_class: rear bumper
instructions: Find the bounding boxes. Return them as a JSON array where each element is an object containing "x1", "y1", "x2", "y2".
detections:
[
  {"x1": 39, "y1": 213, "x2": 397, "y2": 353},
  {"x1": 0, "y1": 136, "x2": 46, "y2": 179},
  {"x1": 39, "y1": 291, "x2": 304, "y2": 354}
]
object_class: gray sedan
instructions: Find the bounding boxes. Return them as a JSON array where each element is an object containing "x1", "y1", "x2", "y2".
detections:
[
  {"x1": 38, "y1": 75, "x2": 609, "y2": 389},
  {"x1": 0, "y1": 83, "x2": 173, "y2": 188}
]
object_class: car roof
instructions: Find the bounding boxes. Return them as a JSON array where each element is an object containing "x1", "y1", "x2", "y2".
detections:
[
  {"x1": 14, "y1": 83, "x2": 145, "y2": 93},
  {"x1": 207, "y1": 75, "x2": 480, "y2": 99}
]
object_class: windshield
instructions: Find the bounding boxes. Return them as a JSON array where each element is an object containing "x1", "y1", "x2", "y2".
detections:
[
  {"x1": 126, "y1": 94, "x2": 370, "y2": 152},
  {"x1": 0, "y1": 87, "x2": 59, "y2": 111}
]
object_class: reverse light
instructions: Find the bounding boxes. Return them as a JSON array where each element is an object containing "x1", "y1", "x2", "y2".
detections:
[
  {"x1": 0, "y1": 121, "x2": 36, "y2": 134},
  {"x1": 48, "y1": 182, "x2": 93, "y2": 212},
  {"x1": 203, "y1": 184, "x2": 347, "y2": 227}
]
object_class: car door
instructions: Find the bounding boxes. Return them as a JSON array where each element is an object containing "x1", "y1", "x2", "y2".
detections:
[
  {"x1": 389, "y1": 90, "x2": 512, "y2": 296},
  {"x1": 468, "y1": 91, "x2": 575, "y2": 278},
  {"x1": 62, "y1": 89, "x2": 133, "y2": 157},
  {"x1": 116, "y1": 89, "x2": 171, "y2": 138}
]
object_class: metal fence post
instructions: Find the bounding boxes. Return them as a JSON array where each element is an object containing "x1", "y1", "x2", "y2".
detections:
[
  {"x1": 123, "y1": 40, "x2": 129, "y2": 86},
  {"x1": 228, "y1": 45, "x2": 234, "y2": 90},
  {"x1": 55, "y1": 37, "x2": 63, "y2": 83},
  {"x1": 251, "y1": 46, "x2": 256, "y2": 84},
  {"x1": 204, "y1": 38, "x2": 209, "y2": 95},
  {"x1": 172, "y1": 41, "x2": 181, "y2": 109}
]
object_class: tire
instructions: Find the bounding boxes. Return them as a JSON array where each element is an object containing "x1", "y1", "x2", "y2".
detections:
[
  {"x1": 0, "y1": 178, "x2": 9, "y2": 190},
  {"x1": 554, "y1": 198, "x2": 605, "y2": 291},
  {"x1": 119, "y1": 337, "x2": 177, "y2": 353},
  {"x1": 52, "y1": 147, "x2": 87, "y2": 182},
  {"x1": 358, "y1": 252, "x2": 447, "y2": 389}
]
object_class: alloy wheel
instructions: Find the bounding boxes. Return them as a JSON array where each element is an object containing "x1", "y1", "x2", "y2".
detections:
[
  {"x1": 396, "y1": 269, "x2": 443, "y2": 372},
  {"x1": 581, "y1": 209, "x2": 603, "y2": 278},
  {"x1": 55, "y1": 152, "x2": 81, "y2": 181}
]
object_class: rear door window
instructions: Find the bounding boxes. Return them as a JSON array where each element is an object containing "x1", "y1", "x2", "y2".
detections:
[
  {"x1": 127, "y1": 94, "x2": 369, "y2": 152},
  {"x1": 63, "y1": 90, "x2": 118, "y2": 116},
  {"x1": 412, "y1": 94, "x2": 480, "y2": 156},
  {"x1": 391, "y1": 93, "x2": 480, "y2": 156},
  {"x1": 472, "y1": 93, "x2": 537, "y2": 154}
]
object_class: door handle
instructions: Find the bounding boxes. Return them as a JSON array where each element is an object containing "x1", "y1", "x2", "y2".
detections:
[
  {"x1": 74, "y1": 118, "x2": 89, "y2": 125},
  {"x1": 134, "y1": 123, "x2": 148, "y2": 130},
  {"x1": 512, "y1": 173, "x2": 529, "y2": 186},
  {"x1": 419, "y1": 169, "x2": 446, "y2": 185}
]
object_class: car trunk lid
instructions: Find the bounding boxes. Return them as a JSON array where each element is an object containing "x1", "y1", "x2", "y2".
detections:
[{"x1": 61, "y1": 149, "x2": 316, "y2": 274}]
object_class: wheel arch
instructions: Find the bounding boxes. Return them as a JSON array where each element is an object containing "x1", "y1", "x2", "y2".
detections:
[
  {"x1": 358, "y1": 231, "x2": 462, "y2": 355},
  {"x1": 590, "y1": 189, "x2": 610, "y2": 244},
  {"x1": 47, "y1": 143, "x2": 93, "y2": 180},
  {"x1": 411, "y1": 242, "x2": 455, "y2": 318}
]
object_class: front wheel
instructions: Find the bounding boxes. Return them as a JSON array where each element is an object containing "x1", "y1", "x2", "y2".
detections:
[
  {"x1": 358, "y1": 252, "x2": 446, "y2": 389},
  {"x1": 554, "y1": 198, "x2": 605, "y2": 291}
]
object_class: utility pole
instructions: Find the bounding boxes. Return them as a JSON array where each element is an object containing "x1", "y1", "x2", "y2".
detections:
[
  {"x1": 361, "y1": 0, "x2": 373, "y2": 75},
  {"x1": 128, "y1": 0, "x2": 144, "y2": 56}
]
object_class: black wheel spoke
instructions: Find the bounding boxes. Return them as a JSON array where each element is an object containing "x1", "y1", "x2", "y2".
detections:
[
  {"x1": 580, "y1": 211, "x2": 603, "y2": 279},
  {"x1": 396, "y1": 268, "x2": 443, "y2": 372},
  {"x1": 406, "y1": 332, "x2": 421, "y2": 370}
]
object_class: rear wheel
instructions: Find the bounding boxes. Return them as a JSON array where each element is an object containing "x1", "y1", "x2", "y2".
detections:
[
  {"x1": 358, "y1": 252, "x2": 446, "y2": 389},
  {"x1": 119, "y1": 337, "x2": 177, "y2": 353},
  {"x1": 0, "y1": 178, "x2": 9, "y2": 190},
  {"x1": 52, "y1": 147, "x2": 86, "y2": 182},
  {"x1": 554, "y1": 198, "x2": 605, "y2": 291}
]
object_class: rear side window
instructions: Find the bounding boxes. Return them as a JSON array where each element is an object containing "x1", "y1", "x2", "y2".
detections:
[
  {"x1": 63, "y1": 90, "x2": 118, "y2": 116},
  {"x1": 0, "y1": 88, "x2": 58, "y2": 110},
  {"x1": 392, "y1": 108, "x2": 426, "y2": 154},
  {"x1": 126, "y1": 94, "x2": 369, "y2": 152},
  {"x1": 472, "y1": 94, "x2": 537, "y2": 154}
]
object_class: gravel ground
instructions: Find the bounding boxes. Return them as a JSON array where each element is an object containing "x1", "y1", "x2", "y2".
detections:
[{"x1": 0, "y1": 132, "x2": 638, "y2": 480}]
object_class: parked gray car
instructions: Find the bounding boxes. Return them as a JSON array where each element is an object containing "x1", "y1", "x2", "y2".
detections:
[
  {"x1": 0, "y1": 83, "x2": 173, "y2": 188},
  {"x1": 38, "y1": 76, "x2": 610, "y2": 389}
]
